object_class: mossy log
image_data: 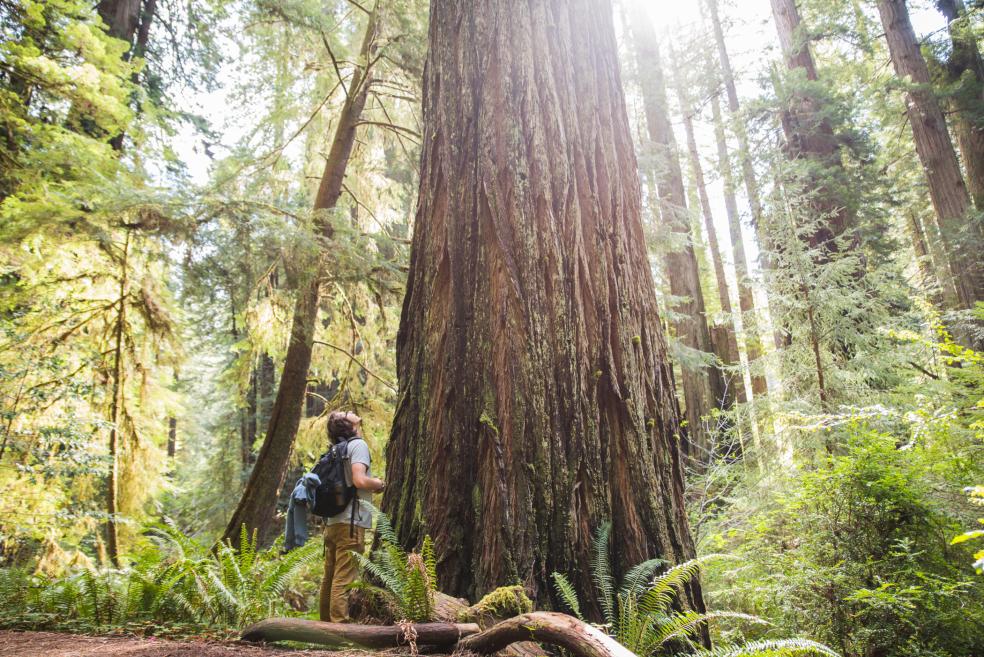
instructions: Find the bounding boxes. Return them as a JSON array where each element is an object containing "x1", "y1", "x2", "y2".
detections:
[
  {"x1": 458, "y1": 612, "x2": 636, "y2": 657},
  {"x1": 239, "y1": 617, "x2": 480, "y2": 649}
]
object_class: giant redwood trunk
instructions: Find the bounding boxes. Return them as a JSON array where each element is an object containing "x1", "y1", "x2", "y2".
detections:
[
  {"x1": 628, "y1": 3, "x2": 727, "y2": 458},
  {"x1": 876, "y1": 0, "x2": 983, "y2": 310},
  {"x1": 221, "y1": 10, "x2": 378, "y2": 547},
  {"x1": 382, "y1": 0, "x2": 704, "y2": 620}
]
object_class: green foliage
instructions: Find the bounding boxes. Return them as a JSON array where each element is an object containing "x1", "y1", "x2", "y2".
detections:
[
  {"x1": 703, "y1": 424, "x2": 984, "y2": 657},
  {"x1": 0, "y1": 521, "x2": 320, "y2": 633},
  {"x1": 352, "y1": 509, "x2": 437, "y2": 622},
  {"x1": 552, "y1": 523, "x2": 831, "y2": 657}
]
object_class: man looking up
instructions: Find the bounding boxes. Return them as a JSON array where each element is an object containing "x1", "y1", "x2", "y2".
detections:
[{"x1": 319, "y1": 410, "x2": 384, "y2": 622}]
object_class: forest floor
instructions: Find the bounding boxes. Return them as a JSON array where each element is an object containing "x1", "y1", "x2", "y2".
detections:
[{"x1": 0, "y1": 631, "x2": 417, "y2": 656}]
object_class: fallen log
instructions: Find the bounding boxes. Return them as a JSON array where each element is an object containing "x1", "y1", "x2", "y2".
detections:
[
  {"x1": 458, "y1": 612, "x2": 636, "y2": 657},
  {"x1": 434, "y1": 591, "x2": 542, "y2": 657},
  {"x1": 240, "y1": 617, "x2": 480, "y2": 649}
]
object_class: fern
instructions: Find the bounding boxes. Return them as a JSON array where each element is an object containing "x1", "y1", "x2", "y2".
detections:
[
  {"x1": 620, "y1": 557, "x2": 666, "y2": 597},
  {"x1": 551, "y1": 572, "x2": 583, "y2": 620},
  {"x1": 591, "y1": 522, "x2": 616, "y2": 624},
  {"x1": 698, "y1": 638, "x2": 840, "y2": 657},
  {"x1": 638, "y1": 554, "x2": 730, "y2": 616},
  {"x1": 552, "y1": 530, "x2": 837, "y2": 657},
  {"x1": 353, "y1": 508, "x2": 439, "y2": 622}
]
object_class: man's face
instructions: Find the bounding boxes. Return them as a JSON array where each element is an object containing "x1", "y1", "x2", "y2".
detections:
[{"x1": 346, "y1": 411, "x2": 363, "y2": 434}]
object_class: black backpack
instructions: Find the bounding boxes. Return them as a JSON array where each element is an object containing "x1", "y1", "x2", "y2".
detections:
[{"x1": 310, "y1": 439, "x2": 358, "y2": 529}]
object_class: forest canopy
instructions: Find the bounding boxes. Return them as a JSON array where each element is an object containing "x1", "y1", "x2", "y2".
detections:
[{"x1": 0, "y1": 1, "x2": 982, "y2": 657}]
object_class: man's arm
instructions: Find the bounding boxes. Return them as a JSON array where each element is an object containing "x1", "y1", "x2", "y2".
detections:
[{"x1": 351, "y1": 462, "x2": 385, "y2": 492}]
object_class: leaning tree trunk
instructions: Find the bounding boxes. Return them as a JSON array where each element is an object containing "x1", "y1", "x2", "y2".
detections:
[
  {"x1": 221, "y1": 9, "x2": 378, "y2": 547},
  {"x1": 876, "y1": 0, "x2": 983, "y2": 311},
  {"x1": 627, "y1": 2, "x2": 727, "y2": 460},
  {"x1": 382, "y1": 0, "x2": 704, "y2": 624}
]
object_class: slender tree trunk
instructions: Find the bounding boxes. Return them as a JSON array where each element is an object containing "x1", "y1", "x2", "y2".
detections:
[
  {"x1": 705, "y1": 0, "x2": 783, "y2": 353},
  {"x1": 167, "y1": 417, "x2": 177, "y2": 458},
  {"x1": 907, "y1": 211, "x2": 947, "y2": 308},
  {"x1": 106, "y1": 230, "x2": 131, "y2": 568},
  {"x1": 875, "y1": 0, "x2": 983, "y2": 309},
  {"x1": 672, "y1": 59, "x2": 745, "y2": 409},
  {"x1": 709, "y1": 94, "x2": 769, "y2": 400},
  {"x1": 935, "y1": 0, "x2": 984, "y2": 209},
  {"x1": 221, "y1": 8, "x2": 378, "y2": 547},
  {"x1": 628, "y1": 3, "x2": 727, "y2": 459},
  {"x1": 382, "y1": 0, "x2": 705, "y2": 626}
]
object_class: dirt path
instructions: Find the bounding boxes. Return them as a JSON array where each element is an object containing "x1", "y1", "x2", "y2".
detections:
[{"x1": 0, "y1": 631, "x2": 415, "y2": 657}]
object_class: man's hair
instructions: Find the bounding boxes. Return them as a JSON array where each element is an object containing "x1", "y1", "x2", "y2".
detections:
[{"x1": 327, "y1": 411, "x2": 357, "y2": 441}]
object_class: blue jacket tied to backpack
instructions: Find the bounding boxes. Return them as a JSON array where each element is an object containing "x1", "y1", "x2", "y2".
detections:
[{"x1": 283, "y1": 472, "x2": 321, "y2": 551}]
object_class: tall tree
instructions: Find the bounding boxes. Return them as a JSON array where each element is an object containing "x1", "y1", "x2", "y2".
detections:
[
  {"x1": 704, "y1": 0, "x2": 776, "y2": 375},
  {"x1": 672, "y1": 52, "x2": 745, "y2": 410},
  {"x1": 628, "y1": 3, "x2": 727, "y2": 457},
  {"x1": 770, "y1": 0, "x2": 856, "y2": 253},
  {"x1": 876, "y1": 0, "x2": 983, "y2": 311},
  {"x1": 221, "y1": 8, "x2": 379, "y2": 546},
  {"x1": 934, "y1": 0, "x2": 984, "y2": 209},
  {"x1": 382, "y1": 0, "x2": 704, "y2": 620}
]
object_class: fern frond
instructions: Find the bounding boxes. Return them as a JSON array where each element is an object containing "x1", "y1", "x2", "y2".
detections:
[
  {"x1": 698, "y1": 638, "x2": 840, "y2": 657},
  {"x1": 620, "y1": 557, "x2": 666, "y2": 596},
  {"x1": 551, "y1": 572, "x2": 583, "y2": 620},
  {"x1": 421, "y1": 535, "x2": 438, "y2": 591},
  {"x1": 591, "y1": 522, "x2": 615, "y2": 624},
  {"x1": 354, "y1": 551, "x2": 406, "y2": 606},
  {"x1": 639, "y1": 554, "x2": 732, "y2": 616},
  {"x1": 258, "y1": 540, "x2": 321, "y2": 598}
]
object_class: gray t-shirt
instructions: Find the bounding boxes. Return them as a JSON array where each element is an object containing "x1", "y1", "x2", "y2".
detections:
[{"x1": 325, "y1": 437, "x2": 373, "y2": 529}]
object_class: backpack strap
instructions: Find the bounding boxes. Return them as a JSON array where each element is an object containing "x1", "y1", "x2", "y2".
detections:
[{"x1": 341, "y1": 436, "x2": 358, "y2": 538}]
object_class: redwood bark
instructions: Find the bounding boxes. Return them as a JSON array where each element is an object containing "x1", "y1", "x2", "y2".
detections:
[
  {"x1": 382, "y1": 0, "x2": 703, "y2": 623},
  {"x1": 221, "y1": 10, "x2": 378, "y2": 547},
  {"x1": 875, "y1": 0, "x2": 983, "y2": 309},
  {"x1": 628, "y1": 4, "x2": 727, "y2": 457}
]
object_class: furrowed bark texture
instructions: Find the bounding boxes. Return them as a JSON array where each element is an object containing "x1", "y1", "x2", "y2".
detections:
[
  {"x1": 383, "y1": 0, "x2": 703, "y2": 620},
  {"x1": 221, "y1": 11, "x2": 377, "y2": 547},
  {"x1": 876, "y1": 0, "x2": 984, "y2": 310},
  {"x1": 628, "y1": 4, "x2": 727, "y2": 457}
]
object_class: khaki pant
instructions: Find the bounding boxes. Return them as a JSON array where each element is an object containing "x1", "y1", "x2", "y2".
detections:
[{"x1": 319, "y1": 522, "x2": 365, "y2": 622}]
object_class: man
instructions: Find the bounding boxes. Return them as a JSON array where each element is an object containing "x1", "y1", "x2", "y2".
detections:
[{"x1": 319, "y1": 410, "x2": 385, "y2": 622}]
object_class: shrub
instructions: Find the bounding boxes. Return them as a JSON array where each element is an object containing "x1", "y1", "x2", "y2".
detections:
[{"x1": 0, "y1": 521, "x2": 321, "y2": 634}]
